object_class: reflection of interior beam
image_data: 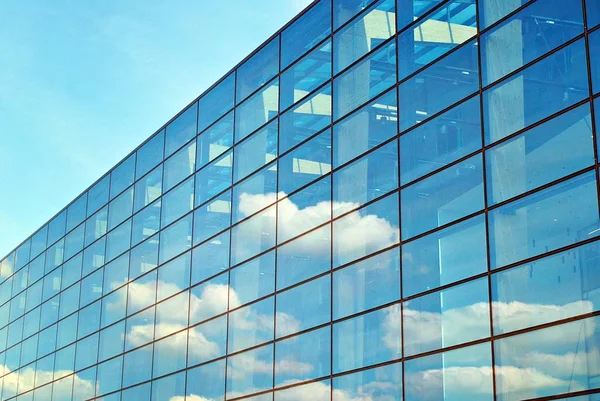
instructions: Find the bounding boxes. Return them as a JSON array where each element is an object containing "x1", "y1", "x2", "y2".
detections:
[{"x1": 414, "y1": 20, "x2": 477, "y2": 45}]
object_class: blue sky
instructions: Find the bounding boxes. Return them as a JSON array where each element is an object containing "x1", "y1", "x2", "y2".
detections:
[{"x1": 0, "y1": 0, "x2": 312, "y2": 259}]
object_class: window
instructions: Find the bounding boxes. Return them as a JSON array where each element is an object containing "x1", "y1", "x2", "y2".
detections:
[
  {"x1": 199, "y1": 73, "x2": 235, "y2": 132},
  {"x1": 236, "y1": 36, "x2": 279, "y2": 103},
  {"x1": 165, "y1": 102, "x2": 198, "y2": 157},
  {"x1": 235, "y1": 78, "x2": 279, "y2": 142},
  {"x1": 136, "y1": 130, "x2": 165, "y2": 179}
]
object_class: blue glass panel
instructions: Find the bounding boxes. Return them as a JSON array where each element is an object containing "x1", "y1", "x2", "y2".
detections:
[
  {"x1": 87, "y1": 175, "x2": 110, "y2": 217},
  {"x1": 125, "y1": 307, "x2": 155, "y2": 350},
  {"x1": 399, "y1": 39, "x2": 479, "y2": 132},
  {"x1": 333, "y1": 89, "x2": 397, "y2": 168},
  {"x1": 99, "y1": 321, "x2": 125, "y2": 361},
  {"x1": 280, "y1": 40, "x2": 332, "y2": 111},
  {"x1": 193, "y1": 191, "x2": 232, "y2": 246},
  {"x1": 195, "y1": 149, "x2": 233, "y2": 207},
  {"x1": 334, "y1": 0, "x2": 396, "y2": 74},
  {"x1": 235, "y1": 78, "x2": 279, "y2": 143},
  {"x1": 64, "y1": 224, "x2": 84, "y2": 260},
  {"x1": 123, "y1": 344, "x2": 153, "y2": 387},
  {"x1": 199, "y1": 72, "x2": 235, "y2": 132},
  {"x1": 153, "y1": 331, "x2": 187, "y2": 377},
  {"x1": 132, "y1": 199, "x2": 160, "y2": 246},
  {"x1": 486, "y1": 103, "x2": 594, "y2": 205},
  {"x1": 97, "y1": 356, "x2": 123, "y2": 396},
  {"x1": 110, "y1": 153, "x2": 136, "y2": 199},
  {"x1": 77, "y1": 299, "x2": 100, "y2": 339},
  {"x1": 134, "y1": 165, "x2": 162, "y2": 213},
  {"x1": 400, "y1": 95, "x2": 482, "y2": 185},
  {"x1": 136, "y1": 130, "x2": 165, "y2": 180},
  {"x1": 151, "y1": 371, "x2": 186, "y2": 401},
  {"x1": 227, "y1": 344, "x2": 273, "y2": 398},
  {"x1": 276, "y1": 381, "x2": 328, "y2": 400},
  {"x1": 187, "y1": 316, "x2": 227, "y2": 366},
  {"x1": 186, "y1": 359, "x2": 226, "y2": 401},
  {"x1": 122, "y1": 383, "x2": 151, "y2": 401},
  {"x1": 232, "y1": 163, "x2": 277, "y2": 224},
  {"x1": 234, "y1": 120, "x2": 278, "y2": 183},
  {"x1": 334, "y1": 40, "x2": 396, "y2": 119},
  {"x1": 191, "y1": 230, "x2": 230, "y2": 285},
  {"x1": 108, "y1": 187, "x2": 133, "y2": 230},
  {"x1": 397, "y1": 0, "x2": 445, "y2": 32},
  {"x1": 82, "y1": 236, "x2": 106, "y2": 276},
  {"x1": 398, "y1": 0, "x2": 477, "y2": 80},
  {"x1": 30, "y1": 225, "x2": 48, "y2": 260},
  {"x1": 333, "y1": 140, "x2": 398, "y2": 217},
  {"x1": 129, "y1": 234, "x2": 159, "y2": 280},
  {"x1": 161, "y1": 176, "x2": 194, "y2": 227},
  {"x1": 484, "y1": 38, "x2": 588, "y2": 144},
  {"x1": 588, "y1": 0, "x2": 600, "y2": 28},
  {"x1": 59, "y1": 282, "x2": 79, "y2": 319},
  {"x1": 229, "y1": 296, "x2": 274, "y2": 352},
  {"x1": 333, "y1": 363, "x2": 402, "y2": 401},
  {"x1": 401, "y1": 154, "x2": 484, "y2": 240},
  {"x1": 333, "y1": 304, "x2": 401, "y2": 373},
  {"x1": 159, "y1": 213, "x2": 193, "y2": 264},
  {"x1": 236, "y1": 36, "x2": 279, "y2": 103},
  {"x1": 85, "y1": 206, "x2": 107, "y2": 247},
  {"x1": 281, "y1": 0, "x2": 331, "y2": 68},
  {"x1": 334, "y1": 0, "x2": 378, "y2": 29},
  {"x1": 333, "y1": 192, "x2": 400, "y2": 267},
  {"x1": 157, "y1": 252, "x2": 190, "y2": 300},
  {"x1": 164, "y1": 140, "x2": 196, "y2": 192},
  {"x1": 102, "y1": 252, "x2": 129, "y2": 293},
  {"x1": 101, "y1": 287, "x2": 126, "y2": 328},
  {"x1": 127, "y1": 272, "x2": 157, "y2": 317},
  {"x1": 47, "y1": 210, "x2": 67, "y2": 246},
  {"x1": 333, "y1": 247, "x2": 400, "y2": 319},
  {"x1": 489, "y1": 171, "x2": 600, "y2": 269},
  {"x1": 403, "y1": 214, "x2": 487, "y2": 297},
  {"x1": 28, "y1": 252, "x2": 45, "y2": 285},
  {"x1": 478, "y1": 0, "x2": 529, "y2": 29},
  {"x1": 280, "y1": 84, "x2": 332, "y2": 154},
  {"x1": 275, "y1": 327, "x2": 330, "y2": 385},
  {"x1": 589, "y1": 28, "x2": 600, "y2": 94},
  {"x1": 190, "y1": 273, "x2": 229, "y2": 325},
  {"x1": 75, "y1": 333, "x2": 99, "y2": 370},
  {"x1": 231, "y1": 205, "x2": 276, "y2": 266},
  {"x1": 80, "y1": 268, "x2": 103, "y2": 308},
  {"x1": 197, "y1": 111, "x2": 234, "y2": 170},
  {"x1": 44, "y1": 239, "x2": 64, "y2": 274},
  {"x1": 229, "y1": 251, "x2": 275, "y2": 306},
  {"x1": 165, "y1": 102, "x2": 198, "y2": 158},
  {"x1": 66, "y1": 193, "x2": 87, "y2": 232}
]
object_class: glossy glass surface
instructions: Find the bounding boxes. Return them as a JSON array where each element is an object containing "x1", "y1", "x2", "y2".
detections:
[
  {"x1": 236, "y1": 37, "x2": 279, "y2": 103},
  {"x1": 165, "y1": 102, "x2": 198, "y2": 158},
  {"x1": 235, "y1": 79, "x2": 279, "y2": 143},
  {"x1": 199, "y1": 73, "x2": 235, "y2": 132}
]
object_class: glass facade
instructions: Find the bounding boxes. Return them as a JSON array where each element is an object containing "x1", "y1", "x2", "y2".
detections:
[{"x1": 2, "y1": 0, "x2": 600, "y2": 400}]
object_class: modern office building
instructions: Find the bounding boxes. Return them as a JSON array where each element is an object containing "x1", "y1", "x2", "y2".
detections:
[{"x1": 2, "y1": 0, "x2": 600, "y2": 400}]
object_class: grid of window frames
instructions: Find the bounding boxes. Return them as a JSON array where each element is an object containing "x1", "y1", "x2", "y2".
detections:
[{"x1": 2, "y1": 0, "x2": 600, "y2": 400}]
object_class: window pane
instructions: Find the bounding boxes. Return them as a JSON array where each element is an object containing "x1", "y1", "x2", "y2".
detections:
[
  {"x1": 399, "y1": 40, "x2": 479, "y2": 132},
  {"x1": 231, "y1": 205, "x2": 276, "y2": 266},
  {"x1": 187, "y1": 316, "x2": 227, "y2": 366},
  {"x1": 334, "y1": 0, "x2": 377, "y2": 29},
  {"x1": 77, "y1": 299, "x2": 100, "y2": 338},
  {"x1": 161, "y1": 176, "x2": 194, "y2": 227},
  {"x1": 48, "y1": 210, "x2": 67, "y2": 246},
  {"x1": 489, "y1": 171, "x2": 600, "y2": 269},
  {"x1": 333, "y1": 363, "x2": 402, "y2": 401},
  {"x1": 400, "y1": 95, "x2": 482, "y2": 185},
  {"x1": 199, "y1": 72, "x2": 235, "y2": 132},
  {"x1": 234, "y1": 120, "x2": 278, "y2": 183},
  {"x1": 487, "y1": 103, "x2": 594, "y2": 205},
  {"x1": 165, "y1": 102, "x2": 198, "y2": 158},
  {"x1": 588, "y1": 0, "x2": 600, "y2": 28},
  {"x1": 333, "y1": 304, "x2": 401, "y2": 373},
  {"x1": 478, "y1": 0, "x2": 528, "y2": 30},
  {"x1": 492, "y1": 240, "x2": 600, "y2": 334},
  {"x1": 398, "y1": 0, "x2": 477, "y2": 80},
  {"x1": 235, "y1": 78, "x2": 279, "y2": 143},
  {"x1": 197, "y1": 111, "x2": 234, "y2": 170},
  {"x1": 193, "y1": 190, "x2": 232, "y2": 246},
  {"x1": 275, "y1": 327, "x2": 330, "y2": 385},
  {"x1": 280, "y1": 40, "x2": 332, "y2": 111},
  {"x1": 190, "y1": 273, "x2": 228, "y2": 325},
  {"x1": 236, "y1": 36, "x2": 279, "y2": 103},
  {"x1": 136, "y1": 131, "x2": 165, "y2": 180},
  {"x1": 127, "y1": 272, "x2": 157, "y2": 317},
  {"x1": 227, "y1": 344, "x2": 273, "y2": 398},
  {"x1": 87, "y1": 176, "x2": 110, "y2": 217},
  {"x1": 186, "y1": 359, "x2": 226, "y2": 401},
  {"x1": 232, "y1": 162, "x2": 276, "y2": 225},
  {"x1": 103, "y1": 252, "x2": 129, "y2": 295},
  {"x1": 64, "y1": 224, "x2": 84, "y2": 260},
  {"x1": 130, "y1": 234, "x2": 159, "y2": 280},
  {"x1": 123, "y1": 344, "x2": 153, "y2": 387},
  {"x1": 159, "y1": 213, "x2": 193, "y2": 264},
  {"x1": 484, "y1": 38, "x2": 588, "y2": 144},
  {"x1": 108, "y1": 187, "x2": 133, "y2": 230},
  {"x1": 96, "y1": 356, "x2": 123, "y2": 396},
  {"x1": 333, "y1": 140, "x2": 398, "y2": 217},
  {"x1": 85, "y1": 206, "x2": 108, "y2": 247},
  {"x1": 481, "y1": 0, "x2": 583, "y2": 86},
  {"x1": 153, "y1": 331, "x2": 187, "y2": 377},
  {"x1": 45, "y1": 239, "x2": 65, "y2": 274},
  {"x1": 30, "y1": 226, "x2": 48, "y2": 260},
  {"x1": 157, "y1": 252, "x2": 190, "y2": 301},
  {"x1": 276, "y1": 275, "x2": 330, "y2": 337},
  {"x1": 397, "y1": 0, "x2": 445, "y2": 32},
  {"x1": 334, "y1": 40, "x2": 396, "y2": 119},
  {"x1": 276, "y1": 380, "x2": 329, "y2": 401},
  {"x1": 132, "y1": 199, "x2": 160, "y2": 246},
  {"x1": 229, "y1": 251, "x2": 275, "y2": 306},
  {"x1": 80, "y1": 268, "x2": 103, "y2": 308},
  {"x1": 191, "y1": 230, "x2": 230, "y2": 285},
  {"x1": 333, "y1": 247, "x2": 400, "y2": 319},
  {"x1": 195, "y1": 149, "x2": 233, "y2": 207},
  {"x1": 401, "y1": 154, "x2": 484, "y2": 240},
  {"x1": 228, "y1": 296, "x2": 274, "y2": 352},
  {"x1": 403, "y1": 278, "x2": 490, "y2": 356},
  {"x1": 66, "y1": 194, "x2": 87, "y2": 232},
  {"x1": 334, "y1": 0, "x2": 396, "y2": 74},
  {"x1": 333, "y1": 192, "x2": 399, "y2": 267},
  {"x1": 134, "y1": 164, "x2": 162, "y2": 213},
  {"x1": 82, "y1": 236, "x2": 106, "y2": 276},
  {"x1": 101, "y1": 287, "x2": 127, "y2": 328},
  {"x1": 110, "y1": 153, "x2": 136, "y2": 199},
  {"x1": 402, "y1": 214, "x2": 487, "y2": 298}
]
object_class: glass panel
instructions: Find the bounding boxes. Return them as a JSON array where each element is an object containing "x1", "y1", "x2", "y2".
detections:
[
  {"x1": 397, "y1": 0, "x2": 445, "y2": 32},
  {"x1": 333, "y1": 192, "x2": 400, "y2": 267},
  {"x1": 484, "y1": 38, "x2": 588, "y2": 144},
  {"x1": 106, "y1": 219, "x2": 132, "y2": 262},
  {"x1": 589, "y1": 0, "x2": 600, "y2": 28},
  {"x1": 82, "y1": 236, "x2": 106, "y2": 277},
  {"x1": 153, "y1": 331, "x2": 187, "y2": 377},
  {"x1": 42, "y1": 267, "x2": 61, "y2": 302},
  {"x1": 199, "y1": 72, "x2": 235, "y2": 132},
  {"x1": 334, "y1": 0, "x2": 378, "y2": 29},
  {"x1": 96, "y1": 356, "x2": 123, "y2": 396},
  {"x1": 57, "y1": 313, "x2": 77, "y2": 348},
  {"x1": 236, "y1": 36, "x2": 279, "y2": 103},
  {"x1": 398, "y1": 0, "x2": 477, "y2": 80},
  {"x1": 231, "y1": 205, "x2": 276, "y2": 266},
  {"x1": 31, "y1": 226, "x2": 48, "y2": 260},
  {"x1": 228, "y1": 296, "x2": 274, "y2": 352},
  {"x1": 492, "y1": 240, "x2": 600, "y2": 334},
  {"x1": 151, "y1": 371, "x2": 186, "y2": 401},
  {"x1": 402, "y1": 214, "x2": 487, "y2": 298},
  {"x1": 276, "y1": 380, "x2": 329, "y2": 401},
  {"x1": 235, "y1": 78, "x2": 280, "y2": 143},
  {"x1": 165, "y1": 102, "x2": 198, "y2": 157},
  {"x1": 47, "y1": 212, "x2": 67, "y2": 249},
  {"x1": 122, "y1": 383, "x2": 151, "y2": 401},
  {"x1": 64, "y1": 224, "x2": 84, "y2": 260},
  {"x1": 159, "y1": 212, "x2": 193, "y2": 264},
  {"x1": 193, "y1": 191, "x2": 232, "y2": 246},
  {"x1": 29, "y1": 252, "x2": 45, "y2": 285},
  {"x1": 277, "y1": 225, "x2": 331, "y2": 290},
  {"x1": 157, "y1": 252, "x2": 191, "y2": 301},
  {"x1": 191, "y1": 230, "x2": 230, "y2": 285},
  {"x1": 399, "y1": 39, "x2": 479, "y2": 132},
  {"x1": 400, "y1": 95, "x2": 482, "y2": 185},
  {"x1": 99, "y1": 321, "x2": 125, "y2": 361},
  {"x1": 404, "y1": 342, "x2": 493, "y2": 401},
  {"x1": 110, "y1": 153, "x2": 136, "y2": 199},
  {"x1": 334, "y1": 0, "x2": 396, "y2": 74},
  {"x1": 66, "y1": 194, "x2": 87, "y2": 232},
  {"x1": 494, "y1": 315, "x2": 600, "y2": 401},
  {"x1": 333, "y1": 247, "x2": 400, "y2": 319},
  {"x1": 127, "y1": 271, "x2": 157, "y2": 317},
  {"x1": 334, "y1": 363, "x2": 402, "y2": 400},
  {"x1": 489, "y1": 171, "x2": 600, "y2": 269},
  {"x1": 227, "y1": 344, "x2": 273, "y2": 398},
  {"x1": 108, "y1": 187, "x2": 133, "y2": 230},
  {"x1": 125, "y1": 307, "x2": 155, "y2": 350},
  {"x1": 479, "y1": 0, "x2": 529, "y2": 30},
  {"x1": 136, "y1": 130, "x2": 164, "y2": 180},
  {"x1": 232, "y1": 163, "x2": 277, "y2": 224},
  {"x1": 134, "y1": 164, "x2": 162, "y2": 212},
  {"x1": 197, "y1": 111, "x2": 234, "y2": 170},
  {"x1": 85, "y1": 206, "x2": 108, "y2": 247},
  {"x1": 75, "y1": 333, "x2": 98, "y2": 370},
  {"x1": 481, "y1": 0, "x2": 583, "y2": 86},
  {"x1": 77, "y1": 299, "x2": 101, "y2": 339},
  {"x1": 80, "y1": 268, "x2": 103, "y2": 308},
  {"x1": 280, "y1": 40, "x2": 332, "y2": 111},
  {"x1": 401, "y1": 154, "x2": 484, "y2": 240},
  {"x1": 164, "y1": 140, "x2": 196, "y2": 192},
  {"x1": 278, "y1": 129, "x2": 331, "y2": 197},
  {"x1": 87, "y1": 176, "x2": 110, "y2": 217},
  {"x1": 403, "y1": 278, "x2": 490, "y2": 356},
  {"x1": 132, "y1": 199, "x2": 161, "y2": 246},
  {"x1": 234, "y1": 120, "x2": 278, "y2": 183},
  {"x1": 334, "y1": 40, "x2": 396, "y2": 120},
  {"x1": 229, "y1": 251, "x2": 275, "y2": 306},
  {"x1": 275, "y1": 327, "x2": 330, "y2": 385},
  {"x1": 195, "y1": 149, "x2": 233, "y2": 207},
  {"x1": 101, "y1": 287, "x2": 127, "y2": 328},
  {"x1": 281, "y1": 0, "x2": 331, "y2": 68},
  {"x1": 122, "y1": 344, "x2": 153, "y2": 387},
  {"x1": 129, "y1": 234, "x2": 159, "y2": 280},
  {"x1": 186, "y1": 359, "x2": 226, "y2": 401},
  {"x1": 187, "y1": 316, "x2": 227, "y2": 366},
  {"x1": 276, "y1": 275, "x2": 330, "y2": 337},
  {"x1": 333, "y1": 304, "x2": 401, "y2": 373},
  {"x1": 333, "y1": 140, "x2": 398, "y2": 217},
  {"x1": 59, "y1": 282, "x2": 80, "y2": 319},
  {"x1": 189, "y1": 273, "x2": 229, "y2": 325},
  {"x1": 161, "y1": 176, "x2": 194, "y2": 227}
]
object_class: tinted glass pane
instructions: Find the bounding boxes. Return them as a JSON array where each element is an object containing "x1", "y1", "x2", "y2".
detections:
[
  {"x1": 134, "y1": 164, "x2": 162, "y2": 212},
  {"x1": 64, "y1": 224, "x2": 84, "y2": 260},
  {"x1": 589, "y1": 28, "x2": 600, "y2": 94},
  {"x1": 85, "y1": 206, "x2": 108, "y2": 247},
  {"x1": 66, "y1": 194, "x2": 87, "y2": 232},
  {"x1": 397, "y1": 0, "x2": 445, "y2": 32},
  {"x1": 334, "y1": 0, "x2": 396, "y2": 74},
  {"x1": 164, "y1": 140, "x2": 196, "y2": 192},
  {"x1": 235, "y1": 78, "x2": 279, "y2": 143},
  {"x1": 82, "y1": 236, "x2": 106, "y2": 276},
  {"x1": 187, "y1": 316, "x2": 227, "y2": 366},
  {"x1": 87, "y1": 176, "x2": 110, "y2": 217},
  {"x1": 123, "y1": 344, "x2": 153, "y2": 387},
  {"x1": 275, "y1": 327, "x2": 330, "y2": 385},
  {"x1": 159, "y1": 212, "x2": 193, "y2": 264},
  {"x1": 186, "y1": 359, "x2": 226, "y2": 401},
  {"x1": 227, "y1": 344, "x2": 273, "y2": 398},
  {"x1": 195, "y1": 149, "x2": 233, "y2": 207},
  {"x1": 132, "y1": 199, "x2": 160, "y2": 246},
  {"x1": 190, "y1": 273, "x2": 228, "y2": 325},
  {"x1": 161, "y1": 176, "x2": 194, "y2": 227},
  {"x1": 228, "y1": 296, "x2": 274, "y2": 352},
  {"x1": 281, "y1": 0, "x2": 331, "y2": 68},
  {"x1": 193, "y1": 191, "x2": 232, "y2": 246},
  {"x1": 199, "y1": 73, "x2": 235, "y2": 132},
  {"x1": 129, "y1": 235, "x2": 159, "y2": 280},
  {"x1": 196, "y1": 111, "x2": 234, "y2": 170},
  {"x1": 333, "y1": 363, "x2": 402, "y2": 401},
  {"x1": 110, "y1": 153, "x2": 135, "y2": 199},
  {"x1": 334, "y1": 0, "x2": 378, "y2": 29},
  {"x1": 47, "y1": 210, "x2": 66, "y2": 246},
  {"x1": 334, "y1": 40, "x2": 396, "y2": 119},
  {"x1": 153, "y1": 331, "x2": 187, "y2": 377},
  {"x1": 136, "y1": 130, "x2": 164, "y2": 179},
  {"x1": 191, "y1": 230, "x2": 230, "y2": 285},
  {"x1": 236, "y1": 36, "x2": 279, "y2": 103},
  {"x1": 489, "y1": 171, "x2": 600, "y2": 269},
  {"x1": 588, "y1": 0, "x2": 600, "y2": 28},
  {"x1": 479, "y1": 0, "x2": 529, "y2": 29},
  {"x1": 108, "y1": 187, "x2": 133, "y2": 230},
  {"x1": 232, "y1": 164, "x2": 277, "y2": 225},
  {"x1": 96, "y1": 356, "x2": 123, "y2": 396},
  {"x1": 30, "y1": 226, "x2": 48, "y2": 259},
  {"x1": 234, "y1": 120, "x2": 278, "y2": 183},
  {"x1": 229, "y1": 251, "x2": 275, "y2": 306},
  {"x1": 165, "y1": 102, "x2": 198, "y2": 157}
]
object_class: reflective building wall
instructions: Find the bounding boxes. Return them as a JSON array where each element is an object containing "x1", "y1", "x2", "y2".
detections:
[{"x1": 1, "y1": 0, "x2": 600, "y2": 400}]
